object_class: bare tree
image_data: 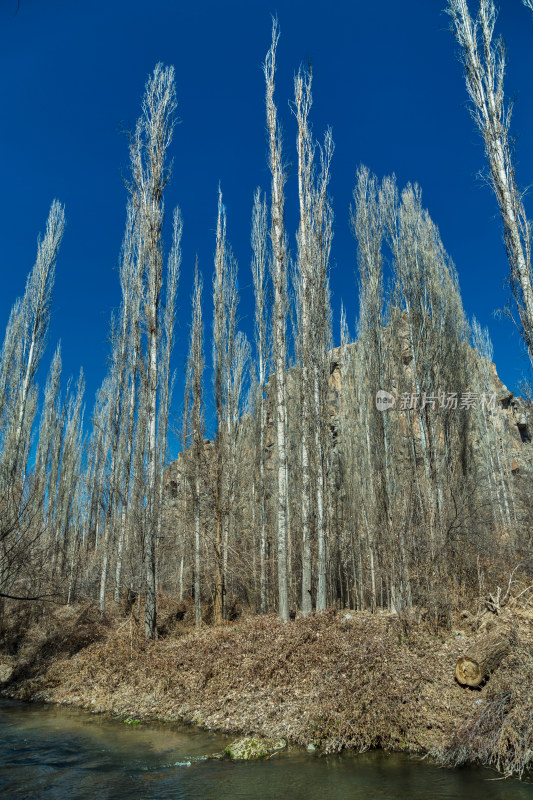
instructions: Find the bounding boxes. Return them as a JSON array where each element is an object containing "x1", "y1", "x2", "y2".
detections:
[
  {"x1": 114, "y1": 204, "x2": 143, "y2": 601},
  {"x1": 0, "y1": 203, "x2": 65, "y2": 610},
  {"x1": 184, "y1": 260, "x2": 205, "y2": 627},
  {"x1": 0, "y1": 202, "x2": 65, "y2": 491},
  {"x1": 352, "y1": 168, "x2": 409, "y2": 613},
  {"x1": 156, "y1": 207, "x2": 182, "y2": 557},
  {"x1": 96, "y1": 206, "x2": 144, "y2": 612},
  {"x1": 54, "y1": 370, "x2": 85, "y2": 580},
  {"x1": 129, "y1": 63, "x2": 178, "y2": 638},
  {"x1": 308, "y1": 130, "x2": 333, "y2": 613},
  {"x1": 13, "y1": 202, "x2": 65, "y2": 479},
  {"x1": 264, "y1": 19, "x2": 290, "y2": 621},
  {"x1": 211, "y1": 189, "x2": 245, "y2": 622},
  {"x1": 293, "y1": 66, "x2": 334, "y2": 612},
  {"x1": 251, "y1": 188, "x2": 269, "y2": 612},
  {"x1": 212, "y1": 190, "x2": 229, "y2": 625},
  {"x1": 447, "y1": 0, "x2": 533, "y2": 369},
  {"x1": 293, "y1": 66, "x2": 314, "y2": 616}
]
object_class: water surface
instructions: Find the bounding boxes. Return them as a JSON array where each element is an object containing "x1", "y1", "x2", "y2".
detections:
[{"x1": 0, "y1": 699, "x2": 531, "y2": 799}]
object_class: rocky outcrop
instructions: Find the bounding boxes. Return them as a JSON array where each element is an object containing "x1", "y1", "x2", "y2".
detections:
[{"x1": 165, "y1": 340, "x2": 532, "y2": 532}]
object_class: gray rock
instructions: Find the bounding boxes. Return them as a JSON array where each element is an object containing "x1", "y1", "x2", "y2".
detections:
[{"x1": 225, "y1": 737, "x2": 287, "y2": 760}]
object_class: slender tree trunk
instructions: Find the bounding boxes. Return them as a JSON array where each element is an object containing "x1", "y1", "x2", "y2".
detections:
[
  {"x1": 264, "y1": 21, "x2": 289, "y2": 621},
  {"x1": 145, "y1": 328, "x2": 158, "y2": 639},
  {"x1": 259, "y1": 392, "x2": 267, "y2": 613},
  {"x1": 314, "y1": 368, "x2": 327, "y2": 611},
  {"x1": 194, "y1": 470, "x2": 201, "y2": 627}
]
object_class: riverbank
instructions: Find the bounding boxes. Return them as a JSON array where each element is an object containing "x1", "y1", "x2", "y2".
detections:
[{"x1": 1, "y1": 601, "x2": 532, "y2": 777}]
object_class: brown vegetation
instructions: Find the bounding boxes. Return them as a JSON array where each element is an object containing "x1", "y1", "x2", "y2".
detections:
[{"x1": 1, "y1": 597, "x2": 533, "y2": 777}]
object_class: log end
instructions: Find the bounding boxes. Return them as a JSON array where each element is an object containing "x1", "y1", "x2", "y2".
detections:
[{"x1": 455, "y1": 655, "x2": 483, "y2": 687}]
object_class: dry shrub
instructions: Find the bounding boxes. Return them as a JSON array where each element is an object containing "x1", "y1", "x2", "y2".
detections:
[
  {"x1": 1, "y1": 601, "x2": 109, "y2": 694},
  {"x1": 436, "y1": 643, "x2": 533, "y2": 778}
]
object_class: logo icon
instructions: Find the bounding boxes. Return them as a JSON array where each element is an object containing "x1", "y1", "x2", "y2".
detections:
[{"x1": 375, "y1": 390, "x2": 395, "y2": 412}]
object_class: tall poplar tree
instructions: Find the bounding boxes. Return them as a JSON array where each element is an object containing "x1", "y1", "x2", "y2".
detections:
[
  {"x1": 264, "y1": 19, "x2": 289, "y2": 621},
  {"x1": 129, "y1": 63, "x2": 178, "y2": 638}
]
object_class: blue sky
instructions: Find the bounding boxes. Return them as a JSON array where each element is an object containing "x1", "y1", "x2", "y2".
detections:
[{"x1": 1, "y1": 0, "x2": 532, "y2": 456}]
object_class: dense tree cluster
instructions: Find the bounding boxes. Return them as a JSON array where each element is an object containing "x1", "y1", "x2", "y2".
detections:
[{"x1": 0, "y1": 6, "x2": 531, "y2": 637}]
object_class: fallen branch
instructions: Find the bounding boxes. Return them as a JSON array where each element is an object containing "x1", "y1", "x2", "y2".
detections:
[{"x1": 0, "y1": 592, "x2": 61, "y2": 602}]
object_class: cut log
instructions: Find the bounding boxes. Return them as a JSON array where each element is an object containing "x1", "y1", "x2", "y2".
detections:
[{"x1": 455, "y1": 626, "x2": 517, "y2": 687}]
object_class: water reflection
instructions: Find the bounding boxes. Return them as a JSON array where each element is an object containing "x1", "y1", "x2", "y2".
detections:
[{"x1": 0, "y1": 700, "x2": 531, "y2": 799}]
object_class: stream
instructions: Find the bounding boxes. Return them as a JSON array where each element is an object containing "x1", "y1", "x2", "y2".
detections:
[{"x1": 0, "y1": 699, "x2": 532, "y2": 799}]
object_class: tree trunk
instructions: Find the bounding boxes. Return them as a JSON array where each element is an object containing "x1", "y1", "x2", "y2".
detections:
[
  {"x1": 145, "y1": 327, "x2": 158, "y2": 639},
  {"x1": 194, "y1": 470, "x2": 201, "y2": 627},
  {"x1": 455, "y1": 626, "x2": 517, "y2": 687}
]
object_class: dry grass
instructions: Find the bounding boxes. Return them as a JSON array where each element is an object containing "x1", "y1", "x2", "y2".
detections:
[{"x1": 1, "y1": 599, "x2": 532, "y2": 776}]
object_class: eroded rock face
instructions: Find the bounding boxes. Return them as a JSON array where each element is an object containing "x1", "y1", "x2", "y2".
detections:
[
  {"x1": 224, "y1": 736, "x2": 286, "y2": 760},
  {"x1": 164, "y1": 341, "x2": 532, "y2": 530},
  {"x1": 331, "y1": 345, "x2": 531, "y2": 509}
]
